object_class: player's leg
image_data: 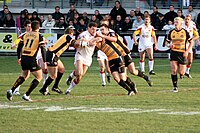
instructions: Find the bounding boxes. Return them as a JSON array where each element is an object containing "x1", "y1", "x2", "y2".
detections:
[
  {"x1": 66, "y1": 70, "x2": 76, "y2": 85},
  {"x1": 185, "y1": 53, "x2": 193, "y2": 78},
  {"x1": 127, "y1": 62, "x2": 152, "y2": 86},
  {"x1": 66, "y1": 60, "x2": 86, "y2": 94},
  {"x1": 146, "y1": 47, "x2": 155, "y2": 75},
  {"x1": 170, "y1": 61, "x2": 179, "y2": 92},
  {"x1": 52, "y1": 60, "x2": 64, "y2": 94},
  {"x1": 39, "y1": 66, "x2": 57, "y2": 95},
  {"x1": 22, "y1": 69, "x2": 43, "y2": 101},
  {"x1": 139, "y1": 51, "x2": 146, "y2": 73},
  {"x1": 38, "y1": 58, "x2": 48, "y2": 88},
  {"x1": 98, "y1": 59, "x2": 106, "y2": 86},
  {"x1": 7, "y1": 70, "x2": 30, "y2": 101},
  {"x1": 105, "y1": 59, "x2": 111, "y2": 83}
]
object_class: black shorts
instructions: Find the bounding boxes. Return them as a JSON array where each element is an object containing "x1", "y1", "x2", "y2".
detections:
[
  {"x1": 109, "y1": 57, "x2": 125, "y2": 73},
  {"x1": 46, "y1": 51, "x2": 59, "y2": 66},
  {"x1": 21, "y1": 56, "x2": 41, "y2": 72},
  {"x1": 170, "y1": 50, "x2": 186, "y2": 65},
  {"x1": 124, "y1": 54, "x2": 133, "y2": 67}
]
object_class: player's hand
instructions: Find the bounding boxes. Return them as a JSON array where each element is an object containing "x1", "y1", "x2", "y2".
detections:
[
  {"x1": 183, "y1": 51, "x2": 188, "y2": 58},
  {"x1": 134, "y1": 41, "x2": 138, "y2": 45},
  {"x1": 17, "y1": 59, "x2": 21, "y2": 65},
  {"x1": 95, "y1": 37, "x2": 103, "y2": 42},
  {"x1": 96, "y1": 31, "x2": 104, "y2": 38},
  {"x1": 154, "y1": 44, "x2": 158, "y2": 51},
  {"x1": 170, "y1": 44, "x2": 174, "y2": 49},
  {"x1": 11, "y1": 43, "x2": 17, "y2": 49}
]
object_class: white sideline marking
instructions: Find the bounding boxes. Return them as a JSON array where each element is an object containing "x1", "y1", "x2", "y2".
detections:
[{"x1": 1, "y1": 103, "x2": 200, "y2": 115}]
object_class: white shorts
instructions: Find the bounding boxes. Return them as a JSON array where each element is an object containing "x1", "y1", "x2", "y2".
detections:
[
  {"x1": 74, "y1": 52, "x2": 92, "y2": 67},
  {"x1": 186, "y1": 43, "x2": 193, "y2": 53},
  {"x1": 97, "y1": 50, "x2": 108, "y2": 61},
  {"x1": 138, "y1": 44, "x2": 153, "y2": 52}
]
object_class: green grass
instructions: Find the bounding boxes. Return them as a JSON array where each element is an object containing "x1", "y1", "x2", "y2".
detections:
[{"x1": 0, "y1": 56, "x2": 200, "y2": 133}]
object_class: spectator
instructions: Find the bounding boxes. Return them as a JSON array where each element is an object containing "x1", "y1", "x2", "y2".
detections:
[
  {"x1": 68, "y1": 19, "x2": 75, "y2": 29},
  {"x1": 90, "y1": 15, "x2": 100, "y2": 26},
  {"x1": 132, "y1": 13, "x2": 144, "y2": 29},
  {"x1": 116, "y1": 15, "x2": 123, "y2": 30},
  {"x1": 3, "y1": 14, "x2": 15, "y2": 27},
  {"x1": 177, "y1": 9, "x2": 185, "y2": 19},
  {"x1": 74, "y1": 13, "x2": 80, "y2": 22},
  {"x1": 52, "y1": 6, "x2": 65, "y2": 25},
  {"x1": 76, "y1": 18, "x2": 87, "y2": 36},
  {"x1": 150, "y1": 6, "x2": 163, "y2": 28},
  {"x1": 197, "y1": 13, "x2": 200, "y2": 29},
  {"x1": 40, "y1": 15, "x2": 45, "y2": 27},
  {"x1": 1, "y1": 7, "x2": 12, "y2": 22},
  {"x1": 164, "y1": 5, "x2": 178, "y2": 23},
  {"x1": 121, "y1": 16, "x2": 132, "y2": 31},
  {"x1": 30, "y1": 11, "x2": 41, "y2": 24},
  {"x1": 82, "y1": 12, "x2": 89, "y2": 26},
  {"x1": 73, "y1": 19, "x2": 79, "y2": 29},
  {"x1": 144, "y1": 11, "x2": 150, "y2": 18},
  {"x1": 109, "y1": 19, "x2": 118, "y2": 33},
  {"x1": 184, "y1": 5, "x2": 197, "y2": 22},
  {"x1": 55, "y1": 16, "x2": 68, "y2": 29},
  {"x1": 135, "y1": 7, "x2": 144, "y2": 18},
  {"x1": 162, "y1": 20, "x2": 174, "y2": 31},
  {"x1": 95, "y1": 10, "x2": 103, "y2": 21},
  {"x1": 110, "y1": 0, "x2": 127, "y2": 21},
  {"x1": 42, "y1": 15, "x2": 56, "y2": 28},
  {"x1": 66, "y1": 4, "x2": 79, "y2": 22},
  {"x1": 154, "y1": 14, "x2": 166, "y2": 30},
  {"x1": 129, "y1": 10, "x2": 137, "y2": 23},
  {"x1": 16, "y1": 10, "x2": 28, "y2": 28},
  {"x1": 104, "y1": 13, "x2": 111, "y2": 21}
]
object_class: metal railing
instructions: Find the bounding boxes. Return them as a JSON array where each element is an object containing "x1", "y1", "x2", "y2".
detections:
[{"x1": 0, "y1": 0, "x2": 200, "y2": 9}]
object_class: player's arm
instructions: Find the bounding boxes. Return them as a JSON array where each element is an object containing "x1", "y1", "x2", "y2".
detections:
[
  {"x1": 184, "y1": 31, "x2": 193, "y2": 58},
  {"x1": 39, "y1": 34, "x2": 46, "y2": 62},
  {"x1": 192, "y1": 29, "x2": 199, "y2": 41},
  {"x1": 97, "y1": 31, "x2": 117, "y2": 42},
  {"x1": 165, "y1": 30, "x2": 172, "y2": 48},
  {"x1": 133, "y1": 28, "x2": 141, "y2": 45},
  {"x1": 151, "y1": 29, "x2": 158, "y2": 50}
]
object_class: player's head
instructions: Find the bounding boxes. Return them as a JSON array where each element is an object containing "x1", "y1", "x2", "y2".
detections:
[
  {"x1": 65, "y1": 27, "x2": 74, "y2": 35},
  {"x1": 24, "y1": 20, "x2": 32, "y2": 32},
  {"x1": 100, "y1": 23, "x2": 109, "y2": 35},
  {"x1": 174, "y1": 17, "x2": 184, "y2": 27},
  {"x1": 144, "y1": 15, "x2": 151, "y2": 25},
  {"x1": 31, "y1": 20, "x2": 40, "y2": 31},
  {"x1": 185, "y1": 14, "x2": 192, "y2": 25},
  {"x1": 87, "y1": 22, "x2": 98, "y2": 36},
  {"x1": 100, "y1": 19, "x2": 110, "y2": 27}
]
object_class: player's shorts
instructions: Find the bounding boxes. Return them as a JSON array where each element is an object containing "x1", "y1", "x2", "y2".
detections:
[
  {"x1": 74, "y1": 52, "x2": 92, "y2": 67},
  {"x1": 138, "y1": 44, "x2": 153, "y2": 52},
  {"x1": 186, "y1": 43, "x2": 193, "y2": 53},
  {"x1": 36, "y1": 48, "x2": 43, "y2": 61},
  {"x1": 170, "y1": 50, "x2": 186, "y2": 65},
  {"x1": 124, "y1": 54, "x2": 133, "y2": 67},
  {"x1": 21, "y1": 56, "x2": 41, "y2": 72},
  {"x1": 97, "y1": 50, "x2": 108, "y2": 61},
  {"x1": 109, "y1": 57, "x2": 125, "y2": 73},
  {"x1": 46, "y1": 51, "x2": 59, "y2": 66}
]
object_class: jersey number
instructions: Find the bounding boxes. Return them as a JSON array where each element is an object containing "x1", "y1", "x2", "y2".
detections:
[{"x1": 25, "y1": 39, "x2": 34, "y2": 48}]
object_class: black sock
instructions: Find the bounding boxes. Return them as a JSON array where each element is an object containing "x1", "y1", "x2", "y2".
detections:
[
  {"x1": 118, "y1": 79, "x2": 132, "y2": 92},
  {"x1": 171, "y1": 74, "x2": 178, "y2": 87},
  {"x1": 53, "y1": 72, "x2": 63, "y2": 88},
  {"x1": 41, "y1": 76, "x2": 54, "y2": 91},
  {"x1": 11, "y1": 76, "x2": 25, "y2": 93},
  {"x1": 26, "y1": 79, "x2": 39, "y2": 96},
  {"x1": 137, "y1": 70, "x2": 148, "y2": 81},
  {"x1": 125, "y1": 77, "x2": 136, "y2": 91}
]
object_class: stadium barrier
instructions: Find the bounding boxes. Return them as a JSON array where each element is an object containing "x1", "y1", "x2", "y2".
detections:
[{"x1": 0, "y1": 27, "x2": 199, "y2": 58}]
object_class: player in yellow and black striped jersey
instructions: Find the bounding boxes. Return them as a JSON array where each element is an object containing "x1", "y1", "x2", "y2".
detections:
[
  {"x1": 98, "y1": 24, "x2": 153, "y2": 88},
  {"x1": 95, "y1": 37, "x2": 137, "y2": 95},
  {"x1": 7, "y1": 20, "x2": 46, "y2": 101},
  {"x1": 39, "y1": 27, "x2": 78, "y2": 95},
  {"x1": 165, "y1": 17, "x2": 193, "y2": 92}
]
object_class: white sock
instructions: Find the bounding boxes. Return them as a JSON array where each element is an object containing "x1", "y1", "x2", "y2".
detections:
[
  {"x1": 186, "y1": 67, "x2": 190, "y2": 74},
  {"x1": 67, "y1": 81, "x2": 77, "y2": 92},
  {"x1": 69, "y1": 71, "x2": 75, "y2": 78},
  {"x1": 43, "y1": 73, "x2": 48, "y2": 85},
  {"x1": 100, "y1": 71, "x2": 106, "y2": 86},
  {"x1": 14, "y1": 85, "x2": 20, "y2": 93},
  {"x1": 139, "y1": 61, "x2": 145, "y2": 72},
  {"x1": 148, "y1": 60, "x2": 154, "y2": 72}
]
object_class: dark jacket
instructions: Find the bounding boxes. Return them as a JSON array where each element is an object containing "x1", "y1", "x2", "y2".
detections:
[
  {"x1": 164, "y1": 11, "x2": 178, "y2": 23},
  {"x1": 110, "y1": 6, "x2": 127, "y2": 21}
]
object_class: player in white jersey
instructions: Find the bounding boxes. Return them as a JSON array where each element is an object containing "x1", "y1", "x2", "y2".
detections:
[
  {"x1": 65, "y1": 22, "x2": 98, "y2": 95},
  {"x1": 133, "y1": 15, "x2": 158, "y2": 75},
  {"x1": 183, "y1": 14, "x2": 199, "y2": 78}
]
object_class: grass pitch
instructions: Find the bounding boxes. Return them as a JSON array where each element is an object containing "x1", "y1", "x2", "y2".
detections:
[{"x1": 0, "y1": 56, "x2": 200, "y2": 133}]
